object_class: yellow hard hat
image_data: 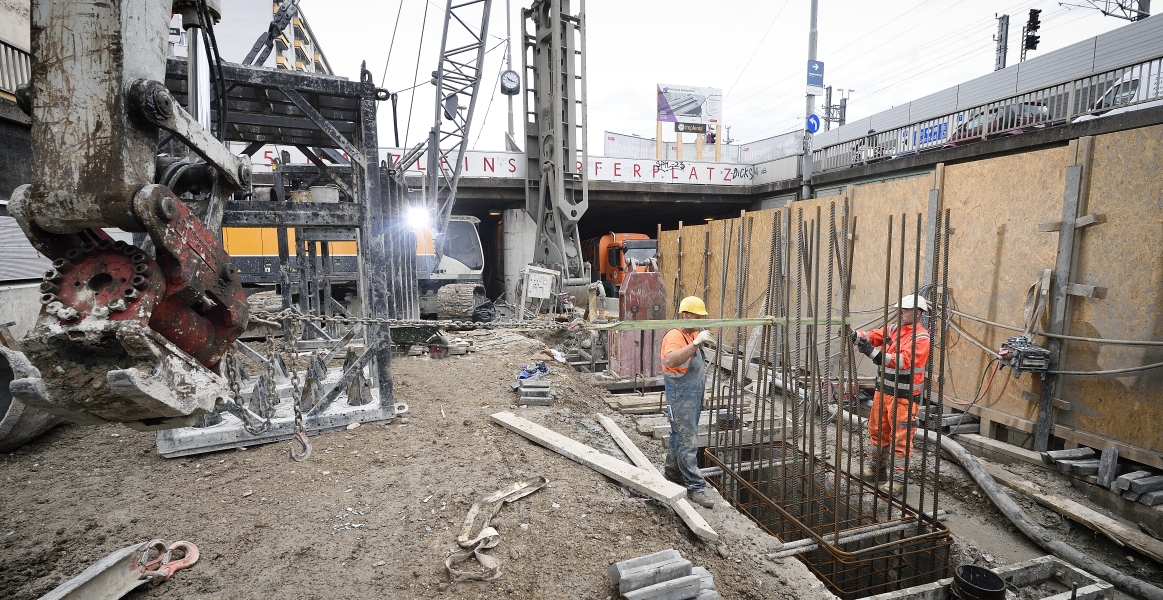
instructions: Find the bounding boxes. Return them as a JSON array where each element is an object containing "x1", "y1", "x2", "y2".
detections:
[{"x1": 678, "y1": 296, "x2": 709, "y2": 316}]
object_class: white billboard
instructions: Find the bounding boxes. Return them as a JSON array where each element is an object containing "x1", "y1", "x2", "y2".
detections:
[
  {"x1": 657, "y1": 84, "x2": 722, "y2": 126},
  {"x1": 604, "y1": 131, "x2": 657, "y2": 159}
]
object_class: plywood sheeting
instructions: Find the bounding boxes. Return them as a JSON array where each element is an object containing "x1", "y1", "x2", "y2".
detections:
[
  {"x1": 1063, "y1": 124, "x2": 1163, "y2": 453},
  {"x1": 941, "y1": 147, "x2": 1067, "y2": 422},
  {"x1": 650, "y1": 129, "x2": 1161, "y2": 459}
]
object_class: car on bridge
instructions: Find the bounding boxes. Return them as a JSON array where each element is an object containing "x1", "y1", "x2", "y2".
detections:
[
  {"x1": 946, "y1": 102, "x2": 1050, "y2": 146},
  {"x1": 1074, "y1": 65, "x2": 1163, "y2": 123}
]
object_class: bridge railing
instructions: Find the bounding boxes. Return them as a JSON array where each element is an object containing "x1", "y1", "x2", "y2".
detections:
[
  {"x1": 813, "y1": 53, "x2": 1163, "y2": 173},
  {"x1": 0, "y1": 37, "x2": 30, "y2": 98}
]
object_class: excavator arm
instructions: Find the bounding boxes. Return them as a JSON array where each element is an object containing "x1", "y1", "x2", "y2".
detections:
[{"x1": 7, "y1": 0, "x2": 250, "y2": 430}]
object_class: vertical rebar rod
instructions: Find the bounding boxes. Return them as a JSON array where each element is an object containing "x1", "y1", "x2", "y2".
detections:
[
  {"x1": 887, "y1": 213, "x2": 907, "y2": 514},
  {"x1": 899, "y1": 214, "x2": 923, "y2": 521},
  {"x1": 708, "y1": 220, "x2": 732, "y2": 452},
  {"x1": 932, "y1": 209, "x2": 951, "y2": 526},
  {"x1": 873, "y1": 214, "x2": 893, "y2": 519},
  {"x1": 675, "y1": 224, "x2": 684, "y2": 317},
  {"x1": 806, "y1": 207, "x2": 823, "y2": 529},
  {"x1": 826, "y1": 202, "x2": 842, "y2": 547},
  {"x1": 916, "y1": 210, "x2": 943, "y2": 532},
  {"x1": 793, "y1": 208, "x2": 805, "y2": 519},
  {"x1": 779, "y1": 208, "x2": 793, "y2": 509}
]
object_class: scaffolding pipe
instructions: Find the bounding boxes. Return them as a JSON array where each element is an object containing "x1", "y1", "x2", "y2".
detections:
[{"x1": 832, "y1": 407, "x2": 1163, "y2": 600}]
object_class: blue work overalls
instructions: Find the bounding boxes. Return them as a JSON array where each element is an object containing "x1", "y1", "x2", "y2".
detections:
[{"x1": 662, "y1": 333, "x2": 707, "y2": 493}]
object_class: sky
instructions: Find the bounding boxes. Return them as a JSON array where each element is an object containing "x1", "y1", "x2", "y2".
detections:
[{"x1": 295, "y1": 0, "x2": 1130, "y2": 155}]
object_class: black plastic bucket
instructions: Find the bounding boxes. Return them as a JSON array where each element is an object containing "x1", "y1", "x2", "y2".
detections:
[{"x1": 951, "y1": 564, "x2": 1007, "y2": 600}]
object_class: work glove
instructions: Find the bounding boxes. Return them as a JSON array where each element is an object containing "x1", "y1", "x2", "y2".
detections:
[
  {"x1": 693, "y1": 330, "x2": 714, "y2": 347},
  {"x1": 855, "y1": 334, "x2": 874, "y2": 358}
]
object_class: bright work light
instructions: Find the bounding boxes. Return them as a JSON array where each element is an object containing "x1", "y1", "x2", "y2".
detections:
[{"x1": 406, "y1": 206, "x2": 431, "y2": 230}]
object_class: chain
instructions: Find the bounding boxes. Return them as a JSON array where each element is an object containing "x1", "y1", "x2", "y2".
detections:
[
  {"x1": 285, "y1": 317, "x2": 304, "y2": 432},
  {"x1": 250, "y1": 309, "x2": 570, "y2": 332},
  {"x1": 225, "y1": 348, "x2": 271, "y2": 435},
  {"x1": 263, "y1": 331, "x2": 279, "y2": 407}
]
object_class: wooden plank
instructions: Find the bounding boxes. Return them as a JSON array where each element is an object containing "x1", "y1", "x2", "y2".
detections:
[
  {"x1": 489, "y1": 412, "x2": 687, "y2": 503},
  {"x1": 982, "y1": 461, "x2": 1163, "y2": 565},
  {"x1": 951, "y1": 433, "x2": 1044, "y2": 467},
  {"x1": 593, "y1": 413, "x2": 719, "y2": 543}
]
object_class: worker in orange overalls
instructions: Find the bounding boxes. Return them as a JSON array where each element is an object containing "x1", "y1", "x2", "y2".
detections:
[{"x1": 851, "y1": 294, "x2": 931, "y2": 496}]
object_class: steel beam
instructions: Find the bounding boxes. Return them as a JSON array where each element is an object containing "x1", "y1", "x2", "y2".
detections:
[{"x1": 220, "y1": 201, "x2": 363, "y2": 227}]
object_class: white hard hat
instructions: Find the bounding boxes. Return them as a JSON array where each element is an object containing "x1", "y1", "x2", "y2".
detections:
[{"x1": 894, "y1": 294, "x2": 930, "y2": 312}]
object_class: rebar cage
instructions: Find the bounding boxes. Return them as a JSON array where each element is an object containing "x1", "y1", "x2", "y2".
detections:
[{"x1": 696, "y1": 201, "x2": 954, "y2": 599}]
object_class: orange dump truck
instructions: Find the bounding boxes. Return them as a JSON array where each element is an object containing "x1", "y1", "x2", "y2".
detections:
[{"x1": 582, "y1": 233, "x2": 658, "y2": 297}]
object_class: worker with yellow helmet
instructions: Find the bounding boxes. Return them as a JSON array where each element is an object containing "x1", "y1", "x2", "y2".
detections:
[{"x1": 659, "y1": 296, "x2": 716, "y2": 509}]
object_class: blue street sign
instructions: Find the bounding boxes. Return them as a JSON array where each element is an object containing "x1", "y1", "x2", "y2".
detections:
[
  {"x1": 806, "y1": 113, "x2": 821, "y2": 134},
  {"x1": 807, "y1": 60, "x2": 825, "y2": 87}
]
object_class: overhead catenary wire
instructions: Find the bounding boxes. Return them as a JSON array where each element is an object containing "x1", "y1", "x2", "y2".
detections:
[
  {"x1": 723, "y1": 0, "x2": 792, "y2": 100},
  {"x1": 471, "y1": 41, "x2": 511, "y2": 149},
  {"x1": 728, "y1": 0, "x2": 1089, "y2": 140},
  {"x1": 403, "y1": 0, "x2": 432, "y2": 149},
  {"x1": 378, "y1": 0, "x2": 406, "y2": 87}
]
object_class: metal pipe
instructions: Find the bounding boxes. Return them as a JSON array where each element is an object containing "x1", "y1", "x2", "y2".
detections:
[
  {"x1": 186, "y1": 27, "x2": 212, "y2": 132},
  {"x1": 769, "y1": 511, "x2": 948, "y2": 559}
]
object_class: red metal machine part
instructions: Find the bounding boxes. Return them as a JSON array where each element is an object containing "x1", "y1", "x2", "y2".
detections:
[
  {"x1": 609, "y1": 271, "x2": 667, "y2": 378},
  {"x1": 8, "y1": 185, "x2": 248, "y2": 429}
]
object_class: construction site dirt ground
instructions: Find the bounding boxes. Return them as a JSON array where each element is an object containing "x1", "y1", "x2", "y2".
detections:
[{"x1": 1, "y1": 329, "x2": 1160, "y2": 599}]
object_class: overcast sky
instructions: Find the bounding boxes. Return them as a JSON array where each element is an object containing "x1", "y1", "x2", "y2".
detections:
[{"x1": 296, "y1": 0, "x2": 1129, "y2": 154}]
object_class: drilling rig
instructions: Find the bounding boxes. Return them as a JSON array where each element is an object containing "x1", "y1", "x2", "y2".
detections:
[{"x1": 520, "y1": 0, "x2": 592, "y2": 300}]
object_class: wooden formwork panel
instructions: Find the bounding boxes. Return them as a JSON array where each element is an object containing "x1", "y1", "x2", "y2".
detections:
[
  {"x1": 1062, "y1": 124, "x2": 1163, "y2": 453},
  {"x1": 658, "y1": 228, "x2": 680, "y2": 317},
  {"x1": 941, "y1": 147, "x2": 1068, "y2": 423},
  {"x1": 846, "y1": 177, "x2": 933, "y2": 381}
]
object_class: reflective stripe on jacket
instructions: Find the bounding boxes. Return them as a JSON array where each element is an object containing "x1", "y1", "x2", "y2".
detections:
[{"x1": 860, "y1": 323, "x2": 930, "y2": 399}]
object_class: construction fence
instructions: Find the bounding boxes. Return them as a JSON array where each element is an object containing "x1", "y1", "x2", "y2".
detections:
[{"x1": 658, "y1": 123, "x2": 1163, "y2": 469}]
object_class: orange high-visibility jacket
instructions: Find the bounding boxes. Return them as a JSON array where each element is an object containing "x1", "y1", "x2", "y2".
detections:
[{"x1": 858, "y1": 323, "x2": 930, "y2": 399}]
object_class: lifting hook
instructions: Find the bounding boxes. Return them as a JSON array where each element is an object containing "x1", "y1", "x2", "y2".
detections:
[{"x1": 289, "y1": 425, "x2": 312, "y2": 462}]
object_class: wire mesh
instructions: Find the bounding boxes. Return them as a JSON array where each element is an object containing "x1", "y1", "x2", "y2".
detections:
[{"x1": 702, "y1": 202, "x2": 953, "y2": 599}]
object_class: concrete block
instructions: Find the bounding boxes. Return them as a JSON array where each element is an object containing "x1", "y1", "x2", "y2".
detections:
[
  {"x1": 691, "y1": 566, "x2": 714, "y2": 590},
  {"x1": 695, "y1": 591, "x2": 720, "y2": 600},
  {"x1": 1096, "y1": 447, "x2": 1119, "y2": 488},
  {"x1": 1041, "y1": 447, "x2": 1095, "y2": 464},
  {"x1": 608, "y1": 550, "x2": 681, "y2": 586},
  {"x1": 1140, "y1": 490, "x2": 1163, "y2": 506},
  {"x1": 1058, "y1": 459, "x2": 1100, "y2": 476},
  {"x1": 1123, "y1": 491, "x2": 1142, "y2": 502},
  {"x1": 618, "y1": 558, "x2": 692, "y2": 595},
  {"x1": 1129, "y1": 475, "x2": 1163, "y2": 494},
  {"x1": 1113, "y1": 471, "x2": 1153, "y2": 491},
  {"x1": 622, "y1": 574, "x2": 702, "y2": 600}
]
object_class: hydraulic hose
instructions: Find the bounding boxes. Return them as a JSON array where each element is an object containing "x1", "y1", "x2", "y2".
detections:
[{"x1": 832, "y1": 407, "x2": 1163, "y2": 600}]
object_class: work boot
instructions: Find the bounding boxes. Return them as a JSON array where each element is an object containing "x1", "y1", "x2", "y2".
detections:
[
  {"x1": 861, "y1": 456, "x2": 887, "y2": 482},
  {"x1": 688, "y1": 489, "x2": 715, "y2": 509},
  {"x1": 878, "y1": 475, "x2": 907, "y2": 498},
  {"x1": 663, "y1": 469, "x2": 684, "y2": 486}
]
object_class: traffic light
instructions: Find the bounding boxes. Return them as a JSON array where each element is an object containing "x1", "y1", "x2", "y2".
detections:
[
  {"x1": 1026, "y1": 8, "x2": 1042, "y2": 32},
  {"x1": 1024, "y1": 9, "x2": 1042, "y2": 51}
]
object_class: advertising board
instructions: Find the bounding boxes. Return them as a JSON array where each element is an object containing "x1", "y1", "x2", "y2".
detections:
[{"x1": 657, "y1": 84, "x2": 723, "y2": 125}]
